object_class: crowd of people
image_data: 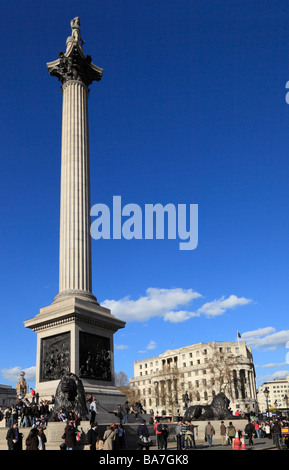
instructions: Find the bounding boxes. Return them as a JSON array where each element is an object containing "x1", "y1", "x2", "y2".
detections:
[
  {"x1": 0, "y1": 399, "x2": 52, "y2": 429},
  {"x1": 0, "y1": 395, "x2": 53, "y2": 451},
  {"x1": 1, "y1": 392, "x2": 289, "y2": 450}
]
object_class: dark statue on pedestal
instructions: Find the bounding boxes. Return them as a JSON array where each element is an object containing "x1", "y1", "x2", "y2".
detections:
[
  {"x1": 49, "y1": 373, "x2": 88, "y2": 421},
  {"x1": 47, "y1": 16, "x2": 103, "y2": 87},
  {"x1": 183, "y1": 392, "x2": 234, "y2": 421}
]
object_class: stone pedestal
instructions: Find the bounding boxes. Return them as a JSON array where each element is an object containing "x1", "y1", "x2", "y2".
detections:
[{"x1": 24, "y1": 297, "x2": 125, "y2": 407}]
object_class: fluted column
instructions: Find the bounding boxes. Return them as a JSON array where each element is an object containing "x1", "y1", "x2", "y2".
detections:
[
  {"x1": 58, "y1": 80, "x2": 92, "y2": 298},
  {"x1": 47, "y1": 27, "x2": 103, "y2": 303}
]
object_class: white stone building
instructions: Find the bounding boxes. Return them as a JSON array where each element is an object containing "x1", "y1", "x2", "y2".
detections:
[
  {"x1": 129, "y1": 340, "x2": 257, "y2": 415},
  {"x1": 257, "y1": 376, "x2": 289, "y2": 414}
]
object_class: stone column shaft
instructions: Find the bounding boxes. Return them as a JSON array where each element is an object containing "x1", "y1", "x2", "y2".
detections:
[
  {"x1": 58, "y1": 80, "x2": 92, "y2": 297},
  {"x1": 47, "y1": 36, "x2": 102, "y2": 303}
]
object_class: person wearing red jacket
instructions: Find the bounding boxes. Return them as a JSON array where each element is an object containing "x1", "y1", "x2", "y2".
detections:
[
  {"x1": 153, "y1": 418, "x2": 163, "y2": 449},
  {"x1": 254, "y1": 421, "x2": 260, "y2": 438}
]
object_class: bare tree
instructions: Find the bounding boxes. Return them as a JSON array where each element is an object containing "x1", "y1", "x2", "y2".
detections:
[
  {"x1": 206, "y1": 344, "x2": 242, "y2": 400},
  {"x1": 115, "y1": 371, "x2": 129, "y2": 387},
  {"x1": 152, "y1": 364, "x2": 185, "y2": 416}
]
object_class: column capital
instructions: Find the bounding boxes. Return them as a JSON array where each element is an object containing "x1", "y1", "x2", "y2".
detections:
[{"x1": 47, "y1": 18, "x2": 103, "y2": 87}]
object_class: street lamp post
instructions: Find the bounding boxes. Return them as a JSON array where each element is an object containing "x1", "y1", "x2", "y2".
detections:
[
  {"x1": 263, "y1": 387, "x2": 270, "y2": 416},
  {"x1": 284, "y1": 394, "x2": 289, "y2": 418}
]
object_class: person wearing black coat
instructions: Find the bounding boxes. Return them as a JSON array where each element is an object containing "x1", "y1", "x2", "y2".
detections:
[
  {"x1": 64, "y1": 422, "x2": 77, "y2": 450},
  {"x1": 6, "y1": 423, "x2": 23, "y2": 451},
  {"x1": 137, "y1": 419, "x2": 151, "y2": 450},
  {"x1": 245, "y1": 421, "x2": 255, "y2": 446},
  {"x1": 25, "y1": 427, "x2": 39, "y2": 450},
  {"x1": 87, "y1": 423, "x2": 99, "y2": 450}
]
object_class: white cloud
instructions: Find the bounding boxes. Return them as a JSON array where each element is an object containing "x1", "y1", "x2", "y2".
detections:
[
  {"x1": 241, "y1": 327, "x2": 289, "y2": 350},
  {"x1": 257, "y1": 370, "x2": 289, "y2": 383},
  {"x1": 163, "y1": 310, "x2": 198, "y2": 323},
  {"x1": 196, "y1": 295, "x2": 252, "y2": 317},
  {"x1": 147, "y1": 340, "x2": 157, "y2": 350},
  {"x1": 102, "y1": 288, "x2": 251, "y2": 324},
  {"x1": 261, "y1": 362, "x2": 287, "y2": 369},
  {"x1": 1, "y1": 366, "x2": 36, "y2": 384},
  {"x1": 115, "y1": 344, "x2": 129, "y2": 351},
  {"x1": 241, "y1": 327, "x2": 276, "y2": 339}
]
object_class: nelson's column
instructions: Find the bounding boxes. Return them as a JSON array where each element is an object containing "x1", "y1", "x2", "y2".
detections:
[{"x1": 24, "y1": 18, "x2": 126, "y2": 410}]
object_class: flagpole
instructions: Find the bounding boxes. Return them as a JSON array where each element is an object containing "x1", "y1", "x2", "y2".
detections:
[{"x1": 237, "y1": 331, "x2": 241, "y2": 347}]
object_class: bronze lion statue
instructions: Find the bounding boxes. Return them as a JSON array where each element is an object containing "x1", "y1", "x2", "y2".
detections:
[
  {"x1": 183, "y1": 392, "x2": 233, "y2": 421},
  {"x1": 49, "y1": 372, "x2": 89, "y2": 422}
]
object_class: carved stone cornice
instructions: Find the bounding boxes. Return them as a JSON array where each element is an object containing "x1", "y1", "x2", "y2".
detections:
[
  {"x1": 30, "y1": 314, "x2": 121, "y2": 334},
  {"x1": 24, "y1": 296, "x2": 125, "y2": 334}
]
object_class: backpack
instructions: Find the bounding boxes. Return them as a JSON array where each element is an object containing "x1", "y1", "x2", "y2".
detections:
[
  {"x1": 245, "y1": 423, "x2": 253, "y2": 434},
  {"x1": 156, "y1": 423, "x2": 162, "y2": 433}
]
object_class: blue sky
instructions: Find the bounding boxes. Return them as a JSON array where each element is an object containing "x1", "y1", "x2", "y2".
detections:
[{"x1": 1, "y1": 0, "x2": 289, "y2": 391}]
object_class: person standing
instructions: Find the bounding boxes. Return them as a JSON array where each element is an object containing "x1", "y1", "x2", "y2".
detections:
[
  {"x1": 103, "y1": 423, "x2": 118, "y2": 450},
  {"x1": 116, "y1": 404, "x2": 124, "y2": 423},
  {"x1": 226, "y1": 422, "x2": 236, "y2": 445},
  {"x1": 154, "y1": 417, "x2": 163, "y2": 449},
  {"x1": 245, "y1": 421, "x2": 255, "y2": 446},
  {"x1": 118, "y1": 422, "x2": 126, "y2": 449},
  {"x1": 6, "y1": 422, "x2": 23, "y2": 451},
  {"x1": 180, "y1": 421, "x2": 190, "y2": 450},
  {"x1": 161, "y1": 424, "x2": 169, "y2": 450},
  {"x1": 87, "y1": 423, "x2": 99, "y2": 451},
  {"x1": 123, "y1": 402, "x2": 130, "y2": 424},
  {"x1": 38, "y1": 427, "x2": 47, "y2": 450},
  {"x1": 89, "y1": 398, "x2": 97, "y2": 426},
  {"x1": 63, "y1": 421, "x2": 77, "y2": 450},
  {"x1": 272, "y1": 420, "x2": 282, "y2": 450},
  {"x1": 205, "y1": 422, "x2": 215, "y2": 446},
  {"x1": 25, "y1": 427, "x2": 39, "y2": 450},
  {"x1": 137, "y1": 419, "x2": 151, "y2": 450},
  {"x1": 186, "y1": 421, "x2": 197, "y2": 448},
  {"x1": 30, "y1": 388, "x2": 36, "y2": 403},
  {"x1": 176, "y1": 421, "x2": 182, "y2": 450},
  {"x1": 21, "y1": 403, "x2": 32, "y2": 428},
  {"x1": 220, "y1": 421, "x2": 227, "y2": 446},
  {"x1": 254, "y1": 421, "x2": 260, "y2": 438}
]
